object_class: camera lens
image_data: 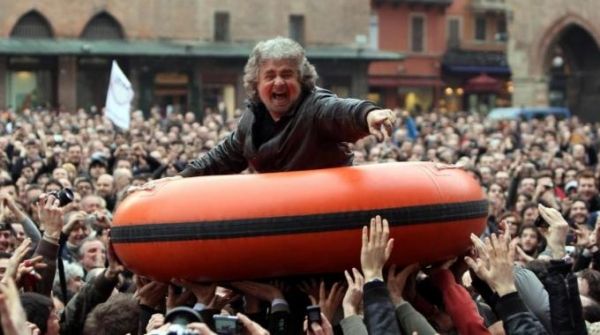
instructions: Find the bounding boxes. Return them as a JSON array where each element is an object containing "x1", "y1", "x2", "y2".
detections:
[{"x1": 165, "y1": 306, "x2": 202, "y2": 330}]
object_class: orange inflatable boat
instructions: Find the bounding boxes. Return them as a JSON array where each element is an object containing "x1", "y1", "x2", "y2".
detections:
[{"x1": 111, "y1": 162, "x2": 487, "y2": 281}]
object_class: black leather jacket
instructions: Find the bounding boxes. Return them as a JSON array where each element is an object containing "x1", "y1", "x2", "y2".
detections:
[{"x1": 180, "y1": 88, "x2": 377, "y2": 177}]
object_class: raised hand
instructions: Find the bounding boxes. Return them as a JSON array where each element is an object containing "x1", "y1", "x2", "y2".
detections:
[
  {"x1": 387, "y1": 263, "x2": 419, "y2": 305},
  {"x1": 465, "y1": 230, "x2": 516, "y2": 297},
  {"x1": 176, "y1": 280, "x2": 216, "y2": 306},
  {"x1": 231, "y1": 281, "x2": 283, "y2": 303},
  {"x1": 342, "y1": 268, "x2": 364, "y2": 317},
  {"x1": 2, "y1": 238, "x2": 32, "y2": 284},
  {"x1": 361, "y1": 215, "x2": 394, "y2": 282},
  {"x1": 237, "y1": 313, "x2": 270, "y2": 335}
]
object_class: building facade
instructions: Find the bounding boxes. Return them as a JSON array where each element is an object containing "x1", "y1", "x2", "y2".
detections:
[
  {"x1": 369, "y1": 0, "x2": 452, "y2": 112},
  {"x1": 368, "y1": 0, "x2": 510, "y2": 113},
  {"x1": 441, "y1": 0, "x2": 510, "y2": 113},
  {"x1": 507, "y1": 0, "x2": 600, "y2": 121},
  {"x1": 0, "y1": 0, "x2": 399, "y2": 118}
]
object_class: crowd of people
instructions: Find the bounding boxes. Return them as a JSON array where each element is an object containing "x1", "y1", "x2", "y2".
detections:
[
  {"x1": 0, "y1": 103, "x2": 595, "y2": 334},
  {"x1": 0, "y1": 29, "x2": 596, "y2": 335}
]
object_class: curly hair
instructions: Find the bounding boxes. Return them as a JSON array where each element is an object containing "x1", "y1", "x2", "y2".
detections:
[{"x1": 243, "y1": 36, "x2": 318, "y2": 102}]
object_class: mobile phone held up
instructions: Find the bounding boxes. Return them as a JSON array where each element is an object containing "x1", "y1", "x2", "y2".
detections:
[
  {"x1": 213, "y1": 315, "x2": 241, "y2": 335},
  {"x1": 307, "y1": 305, "x2": 322, "y2": 325}
]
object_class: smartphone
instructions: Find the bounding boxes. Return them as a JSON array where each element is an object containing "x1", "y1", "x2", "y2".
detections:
[
  {"x1": 534, "y1": 215, "x2": 550, "y2": 229},
  {"x1": 213, "y1": 315, "x2": 240, "y2": 335},
  {"x1": 306, "y1": 305, "x2": 322, "y2": 325}
]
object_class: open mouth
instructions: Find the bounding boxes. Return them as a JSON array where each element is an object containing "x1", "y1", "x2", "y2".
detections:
[{"x1": 272, "y1": 92, "x2": 288, "y2": 101}]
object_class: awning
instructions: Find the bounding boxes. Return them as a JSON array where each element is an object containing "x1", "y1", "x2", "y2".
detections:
[
  {"x1": 442, "y1": 49, "x2": 510, "y2": 75},
  {"x1": 0, "y1": 38, "x2": 404, "y2": 61},
  {"x1": 444, "y1": 65, "x2": 510, "y2": 74},
  {"x1": 465, "y1": 73, "x2": 503, "y2": 92},
  {"x1": 369, "y1": 76, "x2": 444, "y2": 87}
]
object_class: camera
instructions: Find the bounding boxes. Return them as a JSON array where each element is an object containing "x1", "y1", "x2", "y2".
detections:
[
  {"x1": 163, "y1": 306, "x2": 203, "y2": 335},
  {"x1": 213, "y1": 315, "x2": 241, "y2": 335},
  {"x1": 306, "y1": 305, "x2": 322, "y2": 325},
  {"x1": 534, "y1": 215, "x2": 550, "y2": 229},
  {"x1": 48, "y1": 188, "x2": 74, "y2": 207}
]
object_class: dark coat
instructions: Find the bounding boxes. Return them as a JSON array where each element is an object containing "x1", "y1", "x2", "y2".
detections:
[{"x1": 180, "y1": 88, "x2": 377, "y2": 177}]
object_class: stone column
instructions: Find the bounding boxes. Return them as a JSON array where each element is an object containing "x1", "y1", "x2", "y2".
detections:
[
  {"x1": 57, "y1": 56, "x2": 77, "y2": 112},
  {"x1": 512, "y1": 75, "x2": 548, "y2": 107},
  {"x1": 351, "y1": 61, "x2": 369, "y2": 99}
]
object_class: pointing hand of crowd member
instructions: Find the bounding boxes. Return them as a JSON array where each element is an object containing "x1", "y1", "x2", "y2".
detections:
[
  {"x1": 367, "y1": 109, "x2": 396, "y2": 142},
  {"x1": 361, "y1": 215, "x2": 394, "y2": 282}
]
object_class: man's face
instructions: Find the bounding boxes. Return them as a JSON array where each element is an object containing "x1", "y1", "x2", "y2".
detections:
[
  {"x1": 67, "y1": 146, "x2": 82, "y2": 165},
  {"x1": 25, "y1": 144, "x2": 39, "y2": 158},
  {"x1": 519, "y1": 178, "x2": 536, "y2": 196},
  {"x1": 520, "y1": 227, "x2": 539, "y2": 253},
  {"x1": 578, "y1": 177, "x2": 597, "y2": 201},
  {"x1": 96, "y1": 176, "x2": 114, "y2": 197},
  {"x1": 76, "y1": 182, "x2": 93, "y2": 197},
  {"x1": 81, "y1": 197, "x2": 102, "y2": 214},
  {"x1": 495, "y1": 172, "x2": 509, "y2": 189},
  {"x1": 257, "y1": 59, "x2": 302, "y2": 119},
  {"x1": 0, "y1": 230, "x2": 12, "y2": 252},
  {"x1": 570, "y1": 201, "x2": 589, "y2": 225},
  {"x1": 80, "y1": 240, "x2": 106, "y2": 271}
]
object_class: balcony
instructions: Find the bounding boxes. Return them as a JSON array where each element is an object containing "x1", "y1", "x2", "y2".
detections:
[{"x1": 471, "y1": 0, "x2": 507, "y2": 13}]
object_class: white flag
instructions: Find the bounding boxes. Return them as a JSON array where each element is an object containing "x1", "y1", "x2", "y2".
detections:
[{"x1": 105, "y1": 61, "x2": 134, "y2": 130}]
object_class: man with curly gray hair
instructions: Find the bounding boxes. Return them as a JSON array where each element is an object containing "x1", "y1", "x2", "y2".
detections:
[{"x1": 140, "y1": 37, "x2": 395, "y2": 180}]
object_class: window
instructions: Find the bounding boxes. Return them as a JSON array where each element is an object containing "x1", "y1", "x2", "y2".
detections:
[
  {"x1": 411, "y1": 15, "x2": 425, "y2": 53},
  {"x1": 214, "y1": 12, "x2": 230, "y2": 42},
  {"x1": 496, "y1": 17, "x2": 507, "y2": 42},
  {"x1": 369, "y1": 13, "x2": 379, "y2": 49},
  {"x1": 447, "y1": 18, "x2": 460, "y2": 49},
  {"x1": 289, "y1": 15, "x2": 305, "y2": 45},
  {"x1": 10, "y1": 11, "x2": 53, "y2": 38},
  {"x1": 475, "y1": 16, "x2": 486, "y2": 41},
  {"x1": 81, "y1": 12, "x2": 124, "y2": 40}
]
